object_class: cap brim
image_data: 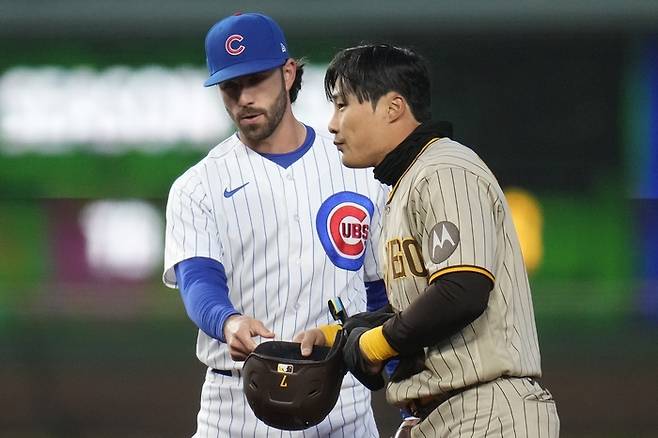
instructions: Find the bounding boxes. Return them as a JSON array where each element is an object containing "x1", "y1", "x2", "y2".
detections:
[{"x1": 203, "y1": 57, "x2": 288, "y2": 87}]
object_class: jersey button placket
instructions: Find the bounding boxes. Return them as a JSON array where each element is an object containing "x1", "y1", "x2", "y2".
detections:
[{"x1": 284, "y1": 169, "x2": 302, "y2": 318}]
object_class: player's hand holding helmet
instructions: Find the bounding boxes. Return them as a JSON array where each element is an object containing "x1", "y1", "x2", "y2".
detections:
[
  {"x1": 342, "y1": 326, "x2": 387, "y2": 390},
  {"x1": 224, "y1": 314, "x2": 275, "y2": 360},
  {"x1": 341, "y1": 305, "x2": 427, "y2": 387},
  {"x1": 242, "y1": 329, "x2": 348, "y2": 430}
]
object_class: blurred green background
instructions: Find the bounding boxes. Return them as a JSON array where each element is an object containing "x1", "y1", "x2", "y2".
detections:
[{"x1": 1, "y1": 1, "x2": 657, "y2": 437}]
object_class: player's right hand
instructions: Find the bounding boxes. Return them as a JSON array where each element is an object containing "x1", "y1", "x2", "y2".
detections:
[
  {"x1": 223, "y1": 315, "x2": 275, "y2": 361},
  {"x1": 293, "y1": 328, "x2": 327, "y2": 357},
  {"x1": 343, "y1": 327, "x2": 386, "y2": 391}
]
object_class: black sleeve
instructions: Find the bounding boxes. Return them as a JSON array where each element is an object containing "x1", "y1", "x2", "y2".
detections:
[
  {"x1": 382, "y1": 271, "x2": 493, "y2": 355},
  {"x1": 342, "y1": 304, "x2": 394, "y2": 333}
]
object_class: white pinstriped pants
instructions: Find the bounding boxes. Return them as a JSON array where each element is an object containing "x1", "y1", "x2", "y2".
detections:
[
  {"x1": 193, "y1": 368, "x2": 379, "y2": 438},
  {"x1": 410, "y1": 377, "x2": 559, "y2": 438}
]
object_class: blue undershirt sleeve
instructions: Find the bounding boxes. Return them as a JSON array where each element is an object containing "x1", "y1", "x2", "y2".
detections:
[
  {"x1": 174, "y1": 257, "x2": 240, "y2": 343},
  {"x1": 364, "y1": 279, "x2": 388, "y2": 311}
]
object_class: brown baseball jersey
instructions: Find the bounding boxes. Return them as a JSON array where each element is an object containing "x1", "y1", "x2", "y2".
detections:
[{"x1": 381, "y1": 136, "x2": 542, "y2": 405}]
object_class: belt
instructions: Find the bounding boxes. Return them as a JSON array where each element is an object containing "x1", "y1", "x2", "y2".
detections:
[
  {"x1": 404, "y1": 376, "x2": 539, "y2": 420},
  {"x1": 405, "y1": 387, "x2": 468, "y2": 420},
  {"x1": 211, "y1": 368, "x2": 241, "y2": 378}
]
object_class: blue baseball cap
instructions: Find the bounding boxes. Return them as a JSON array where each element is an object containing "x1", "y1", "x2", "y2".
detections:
[{"x1": 203, "y1": 12, "x2": 290, "y2": 87}]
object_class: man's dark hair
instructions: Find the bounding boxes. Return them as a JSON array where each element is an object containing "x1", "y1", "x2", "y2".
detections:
[
  {"x1": 324, "y1": 44, "x2": 431, "y2": 122},
  {"x1": 289, "y1": 59, "x2": 305, "y2": 103}
]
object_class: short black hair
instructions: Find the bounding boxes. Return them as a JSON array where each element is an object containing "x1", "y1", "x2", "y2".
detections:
[{"x1": 324, "y1": 44, "x2": 431, "y2": 123}]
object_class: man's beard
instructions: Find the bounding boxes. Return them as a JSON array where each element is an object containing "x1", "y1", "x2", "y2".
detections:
[{"x1": 235, "y1": 83, "x2": 288, "y2": 144}]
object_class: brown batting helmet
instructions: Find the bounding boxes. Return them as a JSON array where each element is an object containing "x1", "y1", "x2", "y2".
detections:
[{"x1": 242, "y1": 329, "x2": 347, "y2": 430}]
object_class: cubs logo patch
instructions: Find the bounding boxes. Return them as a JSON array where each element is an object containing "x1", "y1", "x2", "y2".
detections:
[
  {"x1": 225, "y1": 34, "x2": 245, "y2": 55},
  {"x1": 316, "y1": 192, "x2": 374, "y2": 271}
]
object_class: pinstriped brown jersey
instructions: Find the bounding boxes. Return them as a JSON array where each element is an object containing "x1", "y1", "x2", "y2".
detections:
[{"x1": 381, "y1": 137, "x2": 542, "y2": 405}]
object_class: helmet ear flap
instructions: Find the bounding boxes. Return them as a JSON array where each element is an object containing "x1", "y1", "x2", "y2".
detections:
[{"x1": 242, "y1": 340, "x2": 346, "y2": 430}]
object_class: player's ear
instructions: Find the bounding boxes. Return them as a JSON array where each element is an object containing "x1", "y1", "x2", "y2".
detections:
[
  {"x1": 385, "y1": 92, "x2": 407, "y2": 123},
  {"x1": 282, "y1": 58, "x2": 297, "y2": 92}
]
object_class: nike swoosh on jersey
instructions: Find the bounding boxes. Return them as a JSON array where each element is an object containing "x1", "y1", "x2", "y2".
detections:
[{"x1": 223, "y1": 182, "x2": 249, "y2": 198}]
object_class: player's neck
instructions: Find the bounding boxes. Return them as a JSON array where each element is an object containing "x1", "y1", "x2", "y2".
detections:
[
  {"x1": 373, "y1": 119, "x2": 421, "y2": 167},
  {"x1": 241, "y1": 111, "x2": 306, "y2": 154}
]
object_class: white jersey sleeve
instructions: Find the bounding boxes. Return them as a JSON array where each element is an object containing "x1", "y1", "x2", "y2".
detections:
[
  {"x1": 362, "y1": 177, "x2": 388, "y2": 283},
  {"x1": 163, "y1": 170, "x2": 223, "y2": 288}
]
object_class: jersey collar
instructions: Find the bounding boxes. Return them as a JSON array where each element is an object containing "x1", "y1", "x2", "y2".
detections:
[{"x1": 373, "y1": 121, "x2": 453, "y2": 187}]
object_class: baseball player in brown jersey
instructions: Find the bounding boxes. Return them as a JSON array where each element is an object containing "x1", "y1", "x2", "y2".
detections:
[{"x1": 297, "y1": 44, "x2": 560, "y2": 437}]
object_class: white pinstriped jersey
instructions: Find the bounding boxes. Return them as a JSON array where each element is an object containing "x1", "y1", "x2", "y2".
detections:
[
  {"x1": 162, "y1": 126, "x2": 386, "y2": 437},
  {"x1": 164, "y1": 127, "x2": 387, "y2": 369},
  {"x1": 382, "y1": 137, "x2": 542, "y2": 406}
]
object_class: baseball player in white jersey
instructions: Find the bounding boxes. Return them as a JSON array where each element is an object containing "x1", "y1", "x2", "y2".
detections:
[
  {"x1": 162, "y1": 14, "x2": 387, "y2": 437},
  {"x1": 298, "y1": 44, "x2": 560, "y2": 437}
]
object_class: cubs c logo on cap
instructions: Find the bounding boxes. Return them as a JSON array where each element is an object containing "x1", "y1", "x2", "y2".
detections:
[
  {"x1": 225, "y1": 34, "x2": 245, "y2": 56},
  {"x1": 316, "y1": 192, "x2": 374, "y2": 271}
]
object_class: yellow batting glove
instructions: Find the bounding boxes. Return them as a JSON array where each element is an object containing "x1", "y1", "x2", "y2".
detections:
[{"x1": 359, "y1": 325, "x2": 397, "y2": 363}]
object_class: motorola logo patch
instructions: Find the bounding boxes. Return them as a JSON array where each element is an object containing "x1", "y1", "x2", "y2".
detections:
[{"x1": 429, "y1": 221, "x2": 460, "y2": 263}]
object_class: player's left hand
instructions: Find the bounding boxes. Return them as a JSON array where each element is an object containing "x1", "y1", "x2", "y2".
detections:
[
  {"x1": 293, "y1": 328, "x2": 326, "y2": 356},
  {"x1": 343, "y1": 327, "x2": 386, "y2": 391},
  {"x1": 224, "y1": 315, "x2": 275, "y2": 361}
]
